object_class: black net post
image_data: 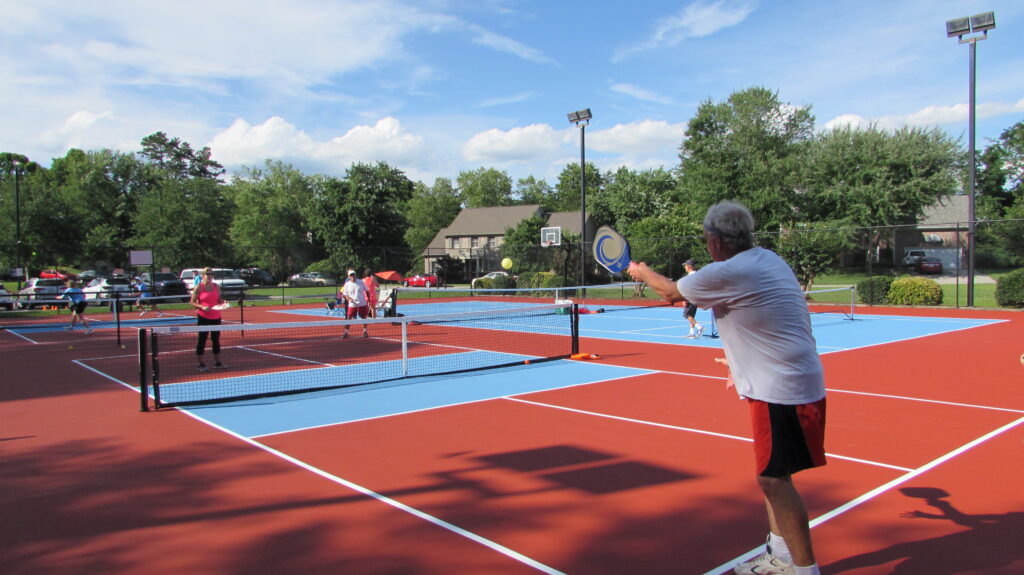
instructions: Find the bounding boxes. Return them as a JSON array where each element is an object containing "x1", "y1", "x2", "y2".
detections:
[
  {"x1": 138, "y1": 328, "x2": 149, "y2": 412},
  {"x1": 114, "y1": 292, "x2": 122, "y2": 347},
  {"x1": 150, "y1": 330, "x2": 161, "y2": 408},
  {"x1": 571, "y1": 303, "x2": 580, "y2": 355}
]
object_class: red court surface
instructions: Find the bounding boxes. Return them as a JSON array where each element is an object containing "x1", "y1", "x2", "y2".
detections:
[{"x1": 2, "y1": 303, "x2": 1022, "y2": 574}]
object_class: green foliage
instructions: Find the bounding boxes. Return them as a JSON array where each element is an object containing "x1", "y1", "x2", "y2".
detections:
[
  {"x1": 677, "y1": 87, "x2": 814, "y2": 232},
  {"x1": 139, "y1": 131, "x2": 225, "y2": 181},
  {"x1": 887, "y1": 276, "x2": 943, "y2": 306},
  {"x1": 593, "y1": 166, "x2": 677, "y2": 229},
  {"x1": 501, "y1": 216, "x2": 553, "y2": 273},
  {"x1": 775, "y1": 223, "x2": 853, "y2": 290},
  {"x1": 303, "y1": 162, "x2": 413, "y2": 273},
  {"x1": 457, "y1": 167, "x2": 513, "y2": 208},
  {"x1": 228, "y1": 160, "x2": 315, "y2": 280},
  {"x1": 856, "y1": 276, "x2": 895, "y2": 305},
  {"x1": 993, "y1": 268, "x2": 1024, "y2": 308},
  {"x1": 553, "y1": 162, "x2": 603, "y2": 212},
  {"x1": 622, "y1": 214, "x2": 703, "y2": 279},
  {"x1": 404, "y1": 178, "x2": 461, "y2": 253}
]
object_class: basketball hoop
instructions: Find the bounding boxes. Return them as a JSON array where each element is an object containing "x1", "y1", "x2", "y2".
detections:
[{"x1": 541, "y1": 241, "x2": 552, "y2": 248}]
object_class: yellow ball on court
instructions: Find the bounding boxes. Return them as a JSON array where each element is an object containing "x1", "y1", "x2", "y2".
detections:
[
  {"x1": 501, "y1": 257, "x2": 513, "y2": 270},
  {"x1": 67, "y1": 345, "x2": 74, "y2": 350}
]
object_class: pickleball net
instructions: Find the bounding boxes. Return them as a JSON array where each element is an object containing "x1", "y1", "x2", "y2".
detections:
[{"x1": 140, "y1": 302, "x2": 579, "y2": 409}]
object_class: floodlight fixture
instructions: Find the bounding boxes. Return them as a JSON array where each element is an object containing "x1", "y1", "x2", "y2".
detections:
[
  {"x1": 945, "y1": 17, "x2": 970, "y2": 37},
  {"x1": 567, "y1": 108, "x2": 592, "y2": 125},
  {"x1": 970, "y1": 12, "x2": 996, "y2": 33},
  {"x1": 945, "y1": 10, "x2": 995, "y2": 307}
]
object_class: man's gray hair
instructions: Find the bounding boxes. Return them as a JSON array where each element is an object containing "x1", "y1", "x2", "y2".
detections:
[{"x1": 703, "y1": 200, "x2": 755, "y2": 249}]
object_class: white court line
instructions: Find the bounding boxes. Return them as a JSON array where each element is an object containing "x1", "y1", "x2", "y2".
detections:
[
  {"x1": 178, "y1": 409, "x2": 568, "y2": 575},
  {"x1": 1, "y1": 327, "x2": 40, "y2": 344},
  {"x1": 704, "y1": 415, "x2": 1024, "y2": 575},
  {"x1": 506, "y1": 397, "x2": 912, "y2": 472},
  {"x1": 68, "y1": 356, "x2": 568, "y2": 574}
]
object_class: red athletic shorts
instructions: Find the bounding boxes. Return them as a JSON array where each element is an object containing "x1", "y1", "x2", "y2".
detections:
[
  {"x1": 346, "y1": 304, "x2": 369, "y2": 319},
  {"x1": 749, "y1": 397, "x2": 827, "y2": 477}
]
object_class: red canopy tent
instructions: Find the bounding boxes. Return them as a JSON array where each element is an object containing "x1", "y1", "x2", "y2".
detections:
[{"x1": 374, "y1": 270, "x2": 404, "y2": 283}]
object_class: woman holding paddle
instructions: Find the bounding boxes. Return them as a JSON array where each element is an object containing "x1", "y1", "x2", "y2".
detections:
[{"x1": 190, "y1": 267, "x2": 227, "y2": 372}]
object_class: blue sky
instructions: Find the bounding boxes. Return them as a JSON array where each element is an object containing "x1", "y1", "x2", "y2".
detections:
[{"x1": 2, "y1": 0, "x2": 1022, "y2": 185}]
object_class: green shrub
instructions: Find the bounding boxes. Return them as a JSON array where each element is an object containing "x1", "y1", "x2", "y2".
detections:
[
  {"x1": 473, "y1": 277, "x2": 493, "y2": 290},
  {"x1": 856, "y1": 276, "x2": 894, "y2": 306},
  {"x1": 492, "y1": 274, "x2": 516, "y2": 290},
  {"x1": 887, "y1": 276, "x2": 943, "y2": 306},
  {"x1": 994, "y1": 268, "x2": 1024, "y2": 308}
]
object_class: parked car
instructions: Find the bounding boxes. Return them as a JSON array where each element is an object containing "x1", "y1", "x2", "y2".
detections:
[
  {"x1": 902, "y1": 249, "x2": 926, "y2": 270},
  {"x1": 179, "y1": 268, "x2": 248, "y2": 297},
  {"x1": 237, "y1": 267, "x2": 277, "y2": 286},
  {"x1": 404, "y1": 273, "x2": 444, "y2": 288},
  {"x1": 77, "y1": 269, "x2": 106, "y2": 282},
  {"x1": 18, "y1": 278, "x2": 67, "y2": 309},
  {"x1": 471, "y1": 271, "x2": 516, "y2": 288},
  {"x1": 0, "y1": 287, "x2": 14, "y2": 311},
  {"x1": 140, "y1": 272, "x2": 190, "y2": 301},
  {"x1": 39, "y1": 268, "x2": 73, "y2": 281},
  {"x1": 287, "y1": 272, "x2": 337, "y2": 287},
  {"x1": 83, "y1": 277, "x2": 136, "y2": 305},
  {"x1": 917, "y1": 257, "x2": 943, "y2": 275}
]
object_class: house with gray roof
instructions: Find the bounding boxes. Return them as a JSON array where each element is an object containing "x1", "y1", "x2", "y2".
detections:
[{"x1": 422, "y1": 205, "x2": 595, "y2": 280}]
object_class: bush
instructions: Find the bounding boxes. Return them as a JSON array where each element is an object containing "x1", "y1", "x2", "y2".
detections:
[
  {"x1": 887, "y1": 276, "x2": 943, "y2": 306},
  {"x1": 994, "y1": 268, "x2": 1024, "y2": 308},
  {"x1": 856, "y1": 276, "x2": 894, "y2": 306}
]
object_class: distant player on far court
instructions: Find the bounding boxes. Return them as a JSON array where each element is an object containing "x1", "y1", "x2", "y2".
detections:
[
  {"x1": 630, "y1": 200, "x2": 826, "y2": 575},
  {"x1": 341, "y1": 269, "x2": 369, "y2": 338},
  {"x1": 682, "y1": 259, "x2": 703, "y2": 338},
  {"x1": 61, "y1": 279, "x2": 93, "y2": 334}
]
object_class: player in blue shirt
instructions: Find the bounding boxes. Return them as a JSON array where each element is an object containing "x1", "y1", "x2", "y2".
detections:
[{"x1": 61, "y1": 279, "x2": 93, "y2": 334}]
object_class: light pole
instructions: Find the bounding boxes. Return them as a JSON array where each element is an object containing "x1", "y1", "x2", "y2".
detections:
[
  {"x1": 946, "y1": 11, "x2": 995, "y2": 307},
  {"x1": 12, "y1": 159, "x2": 23, "y2": 291},
  {"x1": 567, "y1": 108, "x2": 592, "y2": 289}
]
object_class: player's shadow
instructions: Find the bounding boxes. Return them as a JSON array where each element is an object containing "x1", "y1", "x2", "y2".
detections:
[{"x1": 825, "y1": 487, "x2": 1023, "y2": 573}]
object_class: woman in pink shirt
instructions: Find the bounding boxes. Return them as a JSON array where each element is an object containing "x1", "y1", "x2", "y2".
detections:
[{"x1": 190, "y1": 267, "x2": 225, "y2": 372}]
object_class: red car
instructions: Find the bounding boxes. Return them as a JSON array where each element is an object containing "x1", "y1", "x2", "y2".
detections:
[
  {"x1": 403, "y1": 274, "x2": 444, "y2": 288},
  {"x1": 39, "y1": 269, "x2": 73, "y2": 281},
  {"x1": 917, "y1": 257, "x2": 943, "y2": 275}
]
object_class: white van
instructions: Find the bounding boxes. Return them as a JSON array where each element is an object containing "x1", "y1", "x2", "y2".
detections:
[{"x1": 179, "y1": 268, "x2": 248, "y2": 297}]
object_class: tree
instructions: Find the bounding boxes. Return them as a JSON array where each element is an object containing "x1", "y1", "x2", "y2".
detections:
[
  {"x1": 405, "y1": 177, "x2": 461, "y2": 254},
  {"x1": 801, "y1": 124, "x2": 961, "y2": 271},
  {"x1": 622, "y1": 214, "x2": 703, "y2": 280},
  {"x1": 228, "y1": 160, "x2": 315, "y2": 280},
  {"x1": 774, "y1": 223, "x2": 854, "y2": 291},
  {"x1": 597, "y1": 167, "x2": 677, "y2": 229},
  {"x1": 514, "y1": 176, "x2": 554, "y2": 210},
  {"x1": 457, "y1": 167, "x2": 513, "y2": 208},
  {"x1": 132, "y1": 177, "x2": 235, "y2": 270},
  {"x1": 677, "y1": 87, "x2": 815, "y2": 232},
  {"x1": 303, "y1": 162, "x2": 413, "y2": 274},
  {"x1": 553, "y1": 162, "x2": 603, "y2": 213},
  {"x1": 139, "y1": 131, "x2": 225, "y2": 181},
  {"x1": 977, "y1": 120, "x2": 1023, "y2": 218}
]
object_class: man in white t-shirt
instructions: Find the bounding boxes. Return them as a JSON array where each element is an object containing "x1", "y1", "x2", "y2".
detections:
[
  {"x1": 629, "y1": 200, "x2": 826, "y2": 575},
  {"x1": 341, "y1": 269, "x2": 369, "y2": 338}
]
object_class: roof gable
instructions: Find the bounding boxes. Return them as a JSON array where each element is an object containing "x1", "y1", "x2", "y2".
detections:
[{"x1": 442, "y1": 205, "x2": 544, "y2": 236}]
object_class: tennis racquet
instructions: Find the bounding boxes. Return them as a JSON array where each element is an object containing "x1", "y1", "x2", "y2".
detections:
[
  {"x1": 211, "y1": 302, "x2": 231, "y2": 311},
  {"x1": 592, "y1": 225, "x2": 632, "y2": 274}
]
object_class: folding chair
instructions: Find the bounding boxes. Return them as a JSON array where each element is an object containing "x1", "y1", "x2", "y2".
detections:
[
  {"x1": 375, "y1": 288, "x2": 395, "y2": 317},
  {"x1": 325, "y1": 298, "x2": 345, "y2": 317}
]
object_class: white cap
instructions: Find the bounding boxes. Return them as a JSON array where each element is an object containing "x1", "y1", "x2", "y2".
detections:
[{"x1": 347, "y1": 269, "x2": 356, "y2": 276}]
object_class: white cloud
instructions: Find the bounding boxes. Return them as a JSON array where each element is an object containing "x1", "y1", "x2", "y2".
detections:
[
  {"x1": 462, "y1": 124, "x2": 562, "y2": 163},
  {"x1": 477, "y1": 91, "x2": 539, "y2": 109},
  {"x1": 610, "y1": 83, "x2": 676, "y2": 106},
  {"x1": 209, "y1": 116, "x2": 426, "y2": 173},
  {"x1": 824, "y1": 98, "x2": 1024, "y2": 132},
  {"x1": 590, "y1": 120, "x2": 688, "y2": 156},
  {"x1": 614, "y1": 0, "x2": 757, "y2": 62}
]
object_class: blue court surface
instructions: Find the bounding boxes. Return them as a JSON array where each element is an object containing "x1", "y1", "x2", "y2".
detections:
[
  {"x1": 173, "y1": 303, "x2": 1006, "y2": 439},
  {"x1": 274, "y1": 302, "x2": 1004, "y2": 355},
  {"x1": 187, "y1": 359, "x2": 651, "y2": 438}
]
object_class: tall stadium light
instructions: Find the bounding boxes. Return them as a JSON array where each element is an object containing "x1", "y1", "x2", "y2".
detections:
[
  {"x1": 945, "y1": 11, "x2": 995, "y2": 307},
  {"x1": 567, "y1": 108, "x2": 592, "y2": 289},
  {"x1": 12, "y1": 159, "x2": 23, "y2": 291}
]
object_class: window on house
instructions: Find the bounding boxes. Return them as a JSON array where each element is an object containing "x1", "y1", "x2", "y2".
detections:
[{"x1": 471, "y1": 237, "x2": 479, "y2": 248}]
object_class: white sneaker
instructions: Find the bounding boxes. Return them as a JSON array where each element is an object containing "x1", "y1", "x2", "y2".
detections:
[
  {"x1": 686, "y1": 331, "x2": 695, "y2": 338},
  {"x1": 734, "y1": 553, "x2": 794, "y2": 575},
  {"x1": 139, "y1": 310, "x2": 146, "y2": 317},
  {"x1": 84, "y1": 328, "x2": 93, "y2": 335},
  {"x1": 64, "y1": 325, "x2": 73, "y2": 331},
  {"x1": 695, "y1": 324, "x2": 705, "y2": 338}
]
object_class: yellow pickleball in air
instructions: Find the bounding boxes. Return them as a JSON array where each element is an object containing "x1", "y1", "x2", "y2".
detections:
[{"x1": 501, "y1": 257, "x2": 513, "y2": 270}]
